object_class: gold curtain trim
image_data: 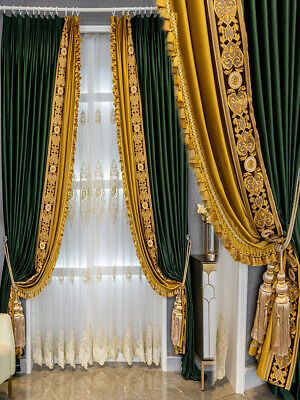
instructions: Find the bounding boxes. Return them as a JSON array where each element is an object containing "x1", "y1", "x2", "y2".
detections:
[
  {"x1": 156, "y1": 0, "x2": 278, "y2": 266},
  {"x1": 16, "y1": 17, "x2": 81, "y2": 298},
  {"x1": 205, "y1": 0, "x2": 282, "y2": 244},
  {"x1": 111, "y1": 16, "x2": 180, "y2": 297}
]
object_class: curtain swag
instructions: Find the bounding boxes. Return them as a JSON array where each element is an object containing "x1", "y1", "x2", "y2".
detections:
[{"x1": 156, "y1": 0, "x2": 300, "y2": 390}]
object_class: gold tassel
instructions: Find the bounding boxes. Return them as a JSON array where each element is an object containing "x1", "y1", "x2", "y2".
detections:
[
  {"x1": 271, "y1": 270, "x2": 291, "y2": 357},
  {"x1": 5, "y1": 237, "x2": 26, "y2": 357},
  {"x1": 270, "y1": 169, "x2": 299, "y2": 357},
  {"x1": 251, "y1": 264, "x2": 274, "y2": 344},
  {"x1": 171, "y1": 286, "x2": 187, "y2": 354},
  {"x1": 171, "y1": 237, "x2": 191, "y2": 355}
]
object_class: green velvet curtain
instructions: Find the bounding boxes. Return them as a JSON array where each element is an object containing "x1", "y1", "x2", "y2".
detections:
[
  {"x1": 0, "y1": 15, "x2": 63, "y2": 312},
  {"x1": 244, "y1": 1, "x2": 300, "y2": 398},
  {"x1": 131, "y1": 15, "x2": 199, "y2": 380}
]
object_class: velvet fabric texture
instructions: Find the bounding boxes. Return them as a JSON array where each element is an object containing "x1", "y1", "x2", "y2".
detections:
[
  {"x1": 0, "y1": 15, "x2": 63, "y2": 312},
  {"x1": 244, "y1": 1, "x2": 300, "y2": 398},
  {"x1": 131, "y1": 15, "x2": 198, "y2": 380}
]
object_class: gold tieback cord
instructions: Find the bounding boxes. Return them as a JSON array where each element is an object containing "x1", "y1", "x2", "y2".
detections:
[
  {"x1": 171, "y1": 236, "x2": 192, "y2": 354},
  {"x1": 3, "y1": 236, "x2": 26, "y2": 357},
  {"x1": 270, "y1": 169, "x2": 300, "y2": 357}
]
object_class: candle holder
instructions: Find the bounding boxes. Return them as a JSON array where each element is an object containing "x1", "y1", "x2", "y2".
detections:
[{"x1": 197, "y1": 204, "x2": 219, "y2": 262}]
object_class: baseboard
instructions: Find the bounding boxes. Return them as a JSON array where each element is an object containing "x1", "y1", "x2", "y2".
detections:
[
  {"x1": 166, "y1": 356, "x2": 181, "y2": 372},
  {"x1": 245, "y1": 365, "x2": 264, "y2": 391}
]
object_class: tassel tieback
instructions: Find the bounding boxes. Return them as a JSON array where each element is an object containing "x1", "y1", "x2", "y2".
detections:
[
  {"x1": 171, "y1": 236, "x2": 191, "y2": 355},
  {"x1": 251, "y1": 264, "x2": 274, "y2": 344},
  {"x1": 271, "y1": 271, "x2": 291, "y2": 357}
]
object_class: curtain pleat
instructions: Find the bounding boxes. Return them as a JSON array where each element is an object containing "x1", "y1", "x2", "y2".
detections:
[
  {"x1": 244, "y1": 1, "x2": 300, "y2": 397},
  {"x1": 131, "y1": 14, "x2": 198, "y2": 380},
  {"x1": 0, "y1": 15, "x2": 63, "y2": 312}
]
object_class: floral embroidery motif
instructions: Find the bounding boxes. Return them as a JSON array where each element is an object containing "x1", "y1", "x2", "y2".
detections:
[
  {"x1": 109, "y1": 160, "x2": 119, "y2": 223},
  {"x1": 94, "y1": 161, "x2": 105, "y2": 221},
  {"x1": 68, "y1": 173, "x2": 77, "y2": 222},
  {"x1": 80, "y1": 162, "x2": 92, "y2": 221},
  {"x1": 212, "y1": 0, "x2": 279, "y2": 239},
  {"x1": 95, "y1": 108, "x2": 101, "y2": 124}
]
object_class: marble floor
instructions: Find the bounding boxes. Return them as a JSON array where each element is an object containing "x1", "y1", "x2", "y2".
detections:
[{"x1": 0, "y1": 364, "x2": 277, "y2": 400}]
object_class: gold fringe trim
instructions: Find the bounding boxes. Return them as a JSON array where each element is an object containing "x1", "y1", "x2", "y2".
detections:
[
  {"x1": 110, "y1": 16, "x2": 179, "y2": 297},
  {"x1": 16, "y1": 17, "x2": 81, "y2": 298},
  {"x1": 156, "y1": 0, "x2": 278, "y2": 266}
]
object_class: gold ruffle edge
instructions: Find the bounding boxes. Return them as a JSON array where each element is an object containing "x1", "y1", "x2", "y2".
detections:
[
  {"x1": 16, "y1": 17, "x2": 81, "y2": 298},
  {"x1": 156, "y1": 0, "x2": 277, "y2": 267},
  {"x1": 110, "y1": 16, "x2": 180, "y2": 297}
]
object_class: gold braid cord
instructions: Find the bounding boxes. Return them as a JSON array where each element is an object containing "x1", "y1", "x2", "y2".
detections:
[
  {"x1": 156, "y1": 0, "x2": 278, "y2": 266},
  {"x1": 15, "y1": 17, "x2": 81, "y2": 298},
  {"x1": 111, "y1": 16, "x2": 180, "y2": 297}
]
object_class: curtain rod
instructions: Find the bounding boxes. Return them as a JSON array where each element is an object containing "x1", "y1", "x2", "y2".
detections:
[{"x1": 0, "y1": 5, "x2": 157, "y2": 15}]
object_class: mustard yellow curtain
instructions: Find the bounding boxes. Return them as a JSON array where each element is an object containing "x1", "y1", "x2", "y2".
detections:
[
  {"x1": 156, "y1": 0, "x2": 281, "y2": 266},
  {"x1": 110, "y1": 16, "x2": 179, "y2": 297},
  {"x1": 15, "y1": 16, "x2": 81, "y2": 298}
]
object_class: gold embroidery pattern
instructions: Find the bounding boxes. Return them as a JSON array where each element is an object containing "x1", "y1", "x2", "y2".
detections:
[
  {"x1": 156, "y1": 0, "x2": 278, "y2": 266},
  {"x1": 80, "y1": 162, "x2": 92, "y2": 222},
  {"x1": 94, "y1": 161, "x2": 105, "y2": 221},
  {"x1": 208, "y1": 0, "x2": 299, "y2": 389},
  {"x1": 210, "y1": 0, "x2": 280, "y2": 240},
  {"x1": 111, "y1": 16, "x2": 178, "y2": 296},
  {"x1": 68, "y1": 173, "x2": 77, "y2": 223},
  {"x1": 16, "y1": 17, "x2": 81, "y2": 298},
  {"x1": 109, "y1": 160, "x2": 119, "y2": 223}
]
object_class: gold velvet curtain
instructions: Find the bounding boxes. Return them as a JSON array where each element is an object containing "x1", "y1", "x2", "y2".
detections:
[
  {"x1": 156, "y1": 0, "x2": 299, "y2": 390},
  {"x1": 110, "y1": 16, "x2": 180, "y2": 297},
  {"x1": 14, "y1": 16, "x2": 81, "y2": 298}
]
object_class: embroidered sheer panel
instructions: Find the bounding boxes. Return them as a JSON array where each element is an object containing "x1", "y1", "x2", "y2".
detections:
[{"x1": 30, "y1": 33, "x2": 162, "y2": 369}]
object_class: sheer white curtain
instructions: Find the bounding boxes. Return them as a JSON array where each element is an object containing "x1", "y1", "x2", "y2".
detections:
[{"x1": 30, "y1": 33, "x2": 162, "y2": 370}]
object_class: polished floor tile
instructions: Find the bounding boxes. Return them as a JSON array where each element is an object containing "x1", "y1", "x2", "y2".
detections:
[{"x1": 0, "y1": 364, "x2": 277, "y2": 399}]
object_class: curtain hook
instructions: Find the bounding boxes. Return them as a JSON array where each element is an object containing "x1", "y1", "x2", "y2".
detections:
[
  {"x1": 38, "y1": 6, "x2": 41, "y2": 16},
  {"x1": 71, "y1": 7, "x2": 75, "y2": 16},
  {"x1": 76, "y1": 7, "x2": 80, "y2": 16},
  {"x1": 65, "y1": 7, "x2": 68, "y2": 17},
  {"x1": 3, "y1": 5, "x2": 5, "y2": 14},
  {"x1": 56, "y1": 7, "x2": 58, "y2": 16}
]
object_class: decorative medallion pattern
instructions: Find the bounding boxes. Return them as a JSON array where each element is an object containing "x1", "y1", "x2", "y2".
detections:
[
  {"x1": 210, "y1": 0, "x2": 280, "y2": 241},
  {"x1": 35, "y1": 20, "x2": 80, "y2": 277}
]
